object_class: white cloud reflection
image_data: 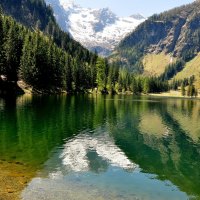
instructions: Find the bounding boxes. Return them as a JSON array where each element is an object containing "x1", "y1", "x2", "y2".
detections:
[{"x1": 60, "y1": 131, "x2": 136, "y2": 172}]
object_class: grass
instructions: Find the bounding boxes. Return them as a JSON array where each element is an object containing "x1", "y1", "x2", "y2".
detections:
[
  {"x1": 142, "y1": 53, "x2": 175, "y2": 76},
  {"x1": 149, "y1": 90, "x2": 199, "y2": 99},
  {"x1": 174, "y1": 53, "x2": 200, "y2": 88}
]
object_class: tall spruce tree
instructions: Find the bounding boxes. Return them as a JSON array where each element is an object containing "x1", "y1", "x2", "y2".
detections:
[
  {"x1": 4, "y1": 21, "x2": 23, "y2": 81},
  {"x1": 20, "y1": 33, "x2": 37, "y2": 85},
  {"x1": 96, "y1": 57, "x2": 107, "y2": 92},
  {"x1": 0, "y1": 9, "x2": 6, "y2": 75}
]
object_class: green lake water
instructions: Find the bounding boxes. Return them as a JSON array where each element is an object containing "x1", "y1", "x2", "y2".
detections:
[{"x1": 0, "y1": 94, "x2": 200, "y2": 199}]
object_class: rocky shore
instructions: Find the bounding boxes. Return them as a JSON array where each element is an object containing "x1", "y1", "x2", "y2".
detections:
[{"x1": 0, "y1": 160, "x2": 35, "y2": 200}]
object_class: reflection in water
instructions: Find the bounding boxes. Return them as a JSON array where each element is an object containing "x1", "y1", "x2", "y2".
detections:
[
  {"x1": 61, "y1": 131, "x2": 136, "y2": 172},
  {"x1": 0, "y1": 95, "x2": 200, "y2": 199}
]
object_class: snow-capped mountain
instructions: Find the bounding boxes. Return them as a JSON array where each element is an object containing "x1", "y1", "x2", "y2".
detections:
[{"x1": 45, "y1": 0, "x2": 145, "y2": 56}]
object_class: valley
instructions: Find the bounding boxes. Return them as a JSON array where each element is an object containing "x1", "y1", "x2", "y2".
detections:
[
  {"x1": 45, "y1": 0, "x2": 145, "y2": 56},
  {"x1": 0, "y1": 1, "x2": 200, "y2": 200},
  {"x1": 0, "y1": 0, "x2": 200, "y2": 97}
]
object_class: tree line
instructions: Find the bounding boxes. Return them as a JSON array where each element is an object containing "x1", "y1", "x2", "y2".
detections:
[
  {"x1": 0, "y1": 9, "x2": 170, "y2": 95},
  {"x1": 0, "y1": 0, "x2": 93, "y2": 65},
  {"x1": 0, "y1": 10, "x2": 98, "y2": 92},
  {"x1": 96, "y1": 58, "x2": 168, "y2": 94}
]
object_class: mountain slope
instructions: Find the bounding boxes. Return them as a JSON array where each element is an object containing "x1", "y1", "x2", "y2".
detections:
[
  {"x1": 0, "y1": 0, "x2": 94, "y2": 63},
  {"x1": 45, "y1": 0, "x2": 145, "y2": 56},
  {"x1": 174, "y1": 53, "x2": 200, "y2": 88},
  {"x1": 0, "y1": 0, "x2": 100, "y2": 94},
  {"x1": 112, "y1": 0, "x2": 200, "y2": 73},
  {"x1": 0, "y1": 0, "x2": 55, "y2": 30}
]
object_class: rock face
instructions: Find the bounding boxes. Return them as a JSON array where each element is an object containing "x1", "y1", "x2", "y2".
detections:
[
  {"x1": 112, "y1": 0, "x2": 200, "y2": 71},
  {"x1": 45, "y1": 0, "x2": 145, "y2": 56}
]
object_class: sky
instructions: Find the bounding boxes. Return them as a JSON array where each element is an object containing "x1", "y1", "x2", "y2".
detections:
[{"x1": 72, "y1": 0, "x2": 195, "y2": 17}]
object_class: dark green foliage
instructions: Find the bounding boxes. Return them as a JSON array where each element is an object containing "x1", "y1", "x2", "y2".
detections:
[
  {"x1": 0, "y1": 15, "x2": 25, "y2": 81},
  {"x1": 170, "y1": 79, "x2": 179, "y2": 91},
  {"x1": 187, "y1": 84, "x2": 196, "y2": 97},
  {"x1": 107, "y1": 63, "x2": 119, "y2": 93},
  {"x1": 187, "y1": 84, "x2": 197, "y2": 97},
  {"x1": 0, "y1": 11, "x2": 98, "y2": 91},
  {"x1": 169, "y1": 75, "x2": 195, "y2": 91},
  {"x1": 0, "y1": 9, "x2": 6, "y2": 72},
  {"x1": 0, "y1": 3, "x2": 171, "y2": 94},
  {"x1": 181, "y1": 83, "x2": 186, "y2": 96},
  {"x1": 96, "y1": 57, "x2": 109, "y2": 92},
  {"x1": 4, "y1": 21, "x2": 24, "y2": 81},
  {"x1": 20, "y1": 32, "x2": 67, "y2": 89},
  {"x1": 160, "y1": 60, "x2": 185, "y2": 81},
  {"x1": 0, "y1": 0, "x2": 98, "y2": 91},
  {"x1": 0, "y1": 0, "x2": 94, "y2": 69},
  {"x1": 106, "y1": 67, "x2": 168, "y2": 94},
  {"x1": 0, "y1": 0, "x2": 55, "y2": 31}
]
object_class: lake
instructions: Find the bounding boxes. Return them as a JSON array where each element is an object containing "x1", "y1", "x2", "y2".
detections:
[{"x1": 0, "y1": 94, "x2": 200, "y2": 200}]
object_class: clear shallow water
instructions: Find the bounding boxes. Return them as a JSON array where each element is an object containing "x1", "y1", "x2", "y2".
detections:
[{"x1": 0, "y1": 95, "x2": 200, "y2": 199}]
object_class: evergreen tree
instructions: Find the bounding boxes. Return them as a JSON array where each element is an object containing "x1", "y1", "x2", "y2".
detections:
[
  {"x1": 65, "y1": 55, "x2": 72, "y2": 91},
  {"x1": 4, "y1": 21, "x2": 23, "y2": 81},
  {"x1": 96, "y1": 58, "x2": 107, "y2": 92},
  {"x1": 0, "y1": 9, "x2": 6, "y2": 74},
  {"x1": 20, "y1": 33, "x2": 37, "y2": 85},
  {"x1": 195, "y1": 88, "x2": 198, "y2": 97},
  {"x1": 187, "y1": 84, "x2": 196, "y2": 97},
  {"x1": 181, "y1": 83, "x2": 186, "y2": 96},
  {"x1": 143, "y1": 78, "x2": 150, "y2": 94},
  {"x1": 191, "y1": 85, "x2": 196, "y2": 97},
  {"x1": 131, "y1": 76, "x2": 138, "y2": 95},
  {"x1": 90, "y1": 51, "x2": 98, "y2": 90}
]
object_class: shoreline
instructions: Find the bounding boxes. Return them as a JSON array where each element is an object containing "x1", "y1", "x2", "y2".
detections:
[
  {"x1": 0, "y1": 160, "x2": 36, "y2": 200},
  {"x1": 149, "y1": 90, "x2": 200, "y2": 100},
  {"x1": 1, "y1": 81, "x2": 199, "y2": 100}
]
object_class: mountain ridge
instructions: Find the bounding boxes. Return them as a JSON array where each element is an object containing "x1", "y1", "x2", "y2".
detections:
[
  {"x1": 45, "y1": 0, "x2": 145, "y2": 56},
  {"x1": 111, "y1": 0, "x2": 200, "y2": 75}
]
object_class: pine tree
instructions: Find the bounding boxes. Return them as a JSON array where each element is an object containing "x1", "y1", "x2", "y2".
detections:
[
  {"x1": 191, "y1": 85, "x2": 196, "y2": 97},
  {"x1": 107, "y1": 66, "x2": 116, "y2": 94},
  {"x1": 0, "y1": 9, "x2": 101, "y2": 92},
  {"x1": 20, "y1": 33, "x2": 37, "y2": 85},
  {"x1": 90, "y1": 52, "x2": 97, "y2": 90},
  {"x1": 195, "y1": 88, "x2": 198, "y2": 97},
  {"x1": 131, "y1": 76, "x2": 138, "y2": 95},
  {"x1": 143, "y1": 78, "x2": 150, "y2": 94},
  {"x1": 65, "y1": 55, "x2": 72, "y2": 91},
  {"x1": 96, "y1": 57, "x2": 107, "y2": 92},
  {"x1": 0, "y1": 9, "x2": 6, "y2": 75},
  {"x1": 4, "y1": 21, "x2": 23, "y2": 81},
  {"x1": 71, "y1": 59, "x2": 79, "y2": 91},
  {"x1": 181, "y1": 83, "x2": 186, "y2": 96},
  {"x1": 187, "y1": 84, "x2": 195, "y2": 97}
]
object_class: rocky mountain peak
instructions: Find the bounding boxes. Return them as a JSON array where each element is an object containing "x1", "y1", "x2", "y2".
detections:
[
  {"x1": 130, "y1": 14, "x2": 145, "y2": 20},
  {"x1": 45, "y1": 0, "x2": 145, "y2": 56}
]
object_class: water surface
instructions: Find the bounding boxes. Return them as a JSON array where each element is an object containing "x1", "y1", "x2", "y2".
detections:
[{"x1": 0, "y1": 95, "x2": 200, "y2": 200}]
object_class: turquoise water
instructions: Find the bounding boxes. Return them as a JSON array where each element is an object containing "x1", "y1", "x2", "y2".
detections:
[{"x1": 0, "y1": 95, "x2": 200, "y2": 199}]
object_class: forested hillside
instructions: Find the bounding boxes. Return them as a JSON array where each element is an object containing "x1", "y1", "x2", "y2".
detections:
[
  {"x1": 0, "y1": 0, "x2": 197, "y2": 96},
  {"x1": 0, "y1": 0, "x2": 55, "y2": 30},
  {"x1": 0, "y1": 0, "x2": 97, "y2": 92},
  {"x1": 0, "y1": 0, "x2": 170, "y2": 95},
  {"x1": 0, "y1": 10, "x2": 98, "y2": 91},
  {"x1": 0, "y1": 0, "x2": 93, "y2": 62},
  {"x1": 112, "y1": 0, "x2": 200, "y2": 73}
]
